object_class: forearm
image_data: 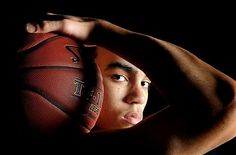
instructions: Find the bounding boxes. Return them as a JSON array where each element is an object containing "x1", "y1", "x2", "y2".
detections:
[
  {"x1": 25, "y1": 14, "x2": 236, "y2": 154},
  {"x1": 93, "y1": 20, "x2": 236, "y2": 117}
]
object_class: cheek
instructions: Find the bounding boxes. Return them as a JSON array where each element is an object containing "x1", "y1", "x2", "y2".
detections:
[
  {"x1": 145, "y1": 92, "x2": 149, "y2": 102},
  {"x1": 141, "y1": 92, "x2": 149, "y2": 108},
  {"x1": 98, "y1": 82, "x2": 125, "y2": 122},
  {"x1": 101, "y1": 80, "x2": 128, "y2": 112},
  {"x1": 103, "y1": 80, "x2": 126, "y2": 101}
]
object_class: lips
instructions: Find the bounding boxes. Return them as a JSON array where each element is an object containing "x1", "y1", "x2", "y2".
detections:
[{"x1": 123, "y1": 112, "x2": 142, "y2": 125}]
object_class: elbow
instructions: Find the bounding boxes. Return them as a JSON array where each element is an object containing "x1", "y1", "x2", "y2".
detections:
[{"x1": 216, "y1": 77, "x2": 236, "y2": 107}]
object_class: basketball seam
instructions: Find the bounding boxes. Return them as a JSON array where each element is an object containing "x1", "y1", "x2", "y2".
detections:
[
  {"x1": 17, "y1": 35, "x2": 61, "y2": 55},
  {"x1": 17, "y1": 34, "x2": 96, "y2": 132},
  {"x1": 22, "y1": 85, "x2": 66, "y2": 112},
  {"x1": 21, "y1": 86, "x2": 93, "y2": 131}
]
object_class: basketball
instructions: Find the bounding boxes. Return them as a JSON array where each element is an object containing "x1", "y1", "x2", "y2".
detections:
[{"x1": 16, "y1": 32, "x2": 104, "y2": 134}]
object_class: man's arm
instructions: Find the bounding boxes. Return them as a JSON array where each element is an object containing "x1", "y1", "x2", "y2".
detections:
[{"x1": 26, "y1": 14, "x2": 236, "y2": 154}]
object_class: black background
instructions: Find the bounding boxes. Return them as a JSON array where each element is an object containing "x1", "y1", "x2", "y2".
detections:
[{"x1": 3, "y1": 1, "x2": 236, "y2": 154}]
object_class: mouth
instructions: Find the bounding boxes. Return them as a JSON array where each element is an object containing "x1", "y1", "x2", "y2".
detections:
[{"x1": 123, "y1": 112, "x2": 142, "y2": 125}]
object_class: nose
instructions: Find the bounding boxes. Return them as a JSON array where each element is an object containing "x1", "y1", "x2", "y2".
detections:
[{"x1": 124, "y1": 84, "x2": 147, "y2": 105}]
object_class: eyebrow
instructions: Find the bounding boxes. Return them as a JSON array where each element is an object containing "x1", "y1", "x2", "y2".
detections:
[{"x1": 106, "y1": 62, "x2": 133, "y2": 72}]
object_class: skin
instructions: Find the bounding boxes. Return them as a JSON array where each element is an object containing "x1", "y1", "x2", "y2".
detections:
[
  {"x1": 25, "y1": 13, "x2": 236, "y2": 154},
  {"x1": 94, "y1": 46, "x2": 150, "y2": 130}
]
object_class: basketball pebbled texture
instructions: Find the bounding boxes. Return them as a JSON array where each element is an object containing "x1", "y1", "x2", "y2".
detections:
[{"x1": 16, "y1": 32, "x2": 104, "y2": 135}]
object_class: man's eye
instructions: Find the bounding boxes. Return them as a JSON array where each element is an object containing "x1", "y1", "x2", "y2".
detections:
[
  {"x1": 111, "y1": 74, "x2": 127, "y2": 82},
  {"x1": 141, "y1": 81, "x2": 151, "y2": 88}
]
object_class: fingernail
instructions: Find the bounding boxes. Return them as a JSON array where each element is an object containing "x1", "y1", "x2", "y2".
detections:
[
  {"x1": 47, "y1": 12, "x2": 56, "y2": 15},
  {"x1": 26, "y1": 23, "x2": 37, "y2": 33}
]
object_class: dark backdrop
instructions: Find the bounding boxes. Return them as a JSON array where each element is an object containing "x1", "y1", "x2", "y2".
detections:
[{"x1": 4, "y1": 1, "x2": 236, "y2": 154}]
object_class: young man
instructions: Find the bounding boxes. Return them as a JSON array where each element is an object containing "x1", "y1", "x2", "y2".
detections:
[
  {"x1": 25, "y1": 13, "x2": 236, "y2": 154},
  {"x1": 94, "y1": 46, "x2": 151, "y2": 130}
]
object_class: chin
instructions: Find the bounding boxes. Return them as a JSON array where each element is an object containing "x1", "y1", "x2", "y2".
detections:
[{"x1": 117, "y1": 121, "x2": 136, "y2": 129}]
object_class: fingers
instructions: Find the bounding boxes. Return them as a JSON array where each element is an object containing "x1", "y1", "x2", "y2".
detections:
[
  {"x1": 25, "y1": 13, "x2": 100, "y2": 43},
  {"x1": 26, "y1": 20, "x2": 64, "y2": 33},
  {"x1": 25, "y1": 12, "x2": 86, "y2": 33},
  {"x1": 26, "y1": 23, "x2": 38, "y2": 33},
  {"x1": 47, "y1": 12, "x2": 85, "y2": 22},
  {"x1": 25, "y1": 12, "x2": 64, "y2": 33}
]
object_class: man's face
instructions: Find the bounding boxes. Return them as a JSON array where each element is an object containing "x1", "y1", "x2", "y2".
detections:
[{"x1": 95, "y1": 47, "x2": 150, "y2": 130}]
